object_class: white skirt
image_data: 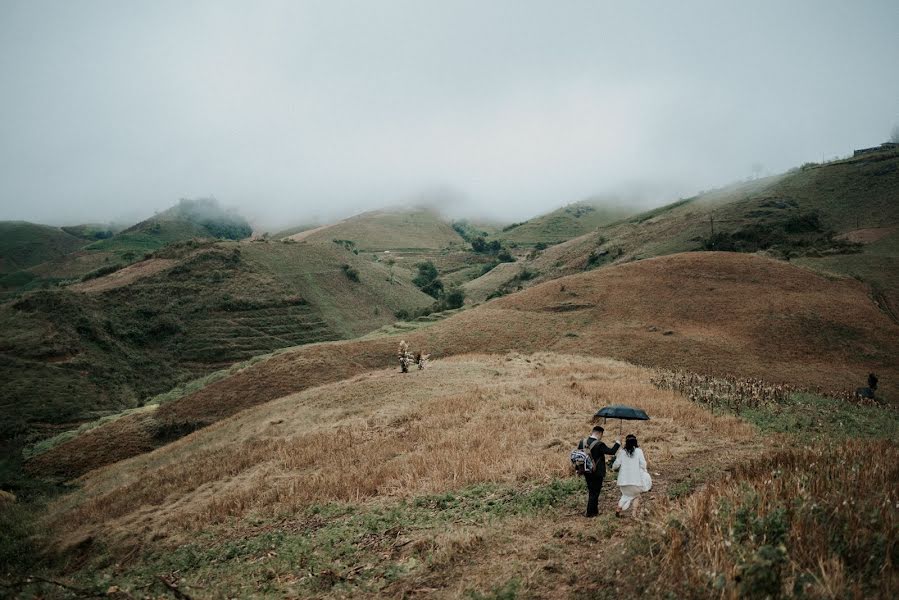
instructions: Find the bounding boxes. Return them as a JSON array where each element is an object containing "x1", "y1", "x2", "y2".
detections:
[{"x1": 618, "y1": 485, "x2": 643, "y2": 510}]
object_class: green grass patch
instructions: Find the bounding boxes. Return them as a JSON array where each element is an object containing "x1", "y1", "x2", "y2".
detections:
[
  {"x1": 54, "y1": 479, "x2": 583, "y2": 597},
  {"x1": 738, "y1": 392, "x2": 899, "y2": 441}
]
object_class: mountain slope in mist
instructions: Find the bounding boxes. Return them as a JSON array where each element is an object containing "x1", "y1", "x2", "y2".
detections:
[
  {"x1": 1, "y1": 239, "x2": 434, "y2": 444},
  {"x1": 492, "y1": 198, "x2": 637, "y2": 246},
  {"x1": 472, "y1": 147, "x2": 899, "y2": 309},
  {"x1": 28, "y1": 251, "x2": 898, "y2": 480}
]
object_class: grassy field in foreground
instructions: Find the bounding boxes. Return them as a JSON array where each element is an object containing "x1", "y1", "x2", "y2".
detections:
[{"x1": 5, "y1": 352, "x2": 897, "y2": 598}]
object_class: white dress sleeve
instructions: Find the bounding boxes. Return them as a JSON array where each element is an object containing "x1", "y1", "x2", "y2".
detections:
[{"x1": 638, "y1": 449, "x2": 647, "y2": 471}]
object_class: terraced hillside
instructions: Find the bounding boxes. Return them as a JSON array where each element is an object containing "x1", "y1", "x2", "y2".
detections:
[
  {"x1": 30, "y1": 251, "x2": 898, "y2": 479},
  {"x1": 1, "y1": 240, "x2": 434, "y2": 444}
]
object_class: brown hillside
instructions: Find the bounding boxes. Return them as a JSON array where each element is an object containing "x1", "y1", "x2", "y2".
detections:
[
  {"x1": 30, "y1": 252, "x2": 899, "y2": 478},
  {"x1": 44, "y1": 354, "x2": 760, "y2": 559}
]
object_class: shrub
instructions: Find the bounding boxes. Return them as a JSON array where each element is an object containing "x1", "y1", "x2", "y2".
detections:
[
  {"x1": 480, "y1": 262, "x2": 499, "y2": 276},
  {"x1": 413, "y1": 261, "x2": 443, "y2": 298},
  {"x1": 341, "y1": 264, "x2": 360, "y2": 282},
  {"x1": 441, "y1": 287, "x2": 465, "y2": 309},
  {"x1": 80, "y1": 263, "x2": 124, "y2": 282}
]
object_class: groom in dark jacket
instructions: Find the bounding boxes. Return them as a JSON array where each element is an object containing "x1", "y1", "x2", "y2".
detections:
[{"x1": 577, "y1": 425, "x2": 620, "y2": 517}]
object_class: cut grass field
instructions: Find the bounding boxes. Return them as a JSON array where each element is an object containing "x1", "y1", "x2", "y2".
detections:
[{"x1": 28, "y1": 251, "x2": 899, "y2": 480}]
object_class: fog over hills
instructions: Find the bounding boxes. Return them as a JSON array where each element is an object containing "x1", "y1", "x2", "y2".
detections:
[{"x1": 1, "y1": 1, "x2": 898, "y2": 227}]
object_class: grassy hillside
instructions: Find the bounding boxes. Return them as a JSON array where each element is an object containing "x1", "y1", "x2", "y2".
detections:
[
  {"x1": 294, "y1": 208, "x2": 466, "y2": 251},
  {"x1": 1, "y1": 200, "x2": 255, "y2": 298},
  {"x1": 18, "y1": 352, "x2": 897, "y2": 598},
  {"x1": 493, "y1": 199, "x2": 637, "y2": 246},
  {"x1": 29, "y1": 251, "x2": 898, "y2": 480},
  {"x1": 466, "y1": 147, "x2": 899, "y2": 308},
  {"x1": 0, "y1": 222, "x2": 88, "y2": 275},
  {"x1": 0, "y1": 240, "x2": 433, "y2": 446}
]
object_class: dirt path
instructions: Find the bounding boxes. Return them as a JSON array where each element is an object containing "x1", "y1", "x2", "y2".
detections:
[{"x1": 383, "y1": 437, "x2": 764, "y2": 599}]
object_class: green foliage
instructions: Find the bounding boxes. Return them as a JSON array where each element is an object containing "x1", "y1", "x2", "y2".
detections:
[
  {"x1": 341, "y1": 264, "x2": 360, "y2": 282},
  {"x1": 739, "y1": 393, "x2": 898, "y2": 441},
  {"x1": 333, "y1": 239, "x2": 358, "y2": 252},
  {"x1": 441, "y1": 287, "x2": 465, "y2": 309},
  {"x1": 479, "y1": 261, "x2": 499, "y2": 276},
  {"x1": 79, "y1": 262, "x2": 124, "y2": 282},
  {"x1": 452, "y1": 220, "x2": 488, "y2": 243},
  {"x1": 170, "y1": 198, "x2": 252, "y2": 240},
  {"x1": 413, "y1": 261, "x2": 444, "y2": 298},
  {"x1": 701, "y1": 211, "x2": 861, "y2": 258}
]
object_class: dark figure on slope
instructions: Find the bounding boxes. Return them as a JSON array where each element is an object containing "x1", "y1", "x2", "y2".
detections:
[
  {"x1": 856, "y1": 372, "x2": 879, "y2": 399},
  {"x1": 574, "y1": 426, "x2": 620, "y2": 517}
]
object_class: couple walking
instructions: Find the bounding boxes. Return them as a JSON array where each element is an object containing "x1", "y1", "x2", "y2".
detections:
[{"x1": 575, "y1": 425, "x2": 651, "y2": 517}]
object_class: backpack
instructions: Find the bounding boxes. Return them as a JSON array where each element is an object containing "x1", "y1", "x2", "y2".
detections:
[{"x1": 570, "y1": 437, "x2": 598, "y2": 475}]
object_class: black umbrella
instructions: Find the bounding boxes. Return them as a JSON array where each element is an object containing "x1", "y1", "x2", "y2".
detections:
[{"x1": 594, "y1": 405, "x2": 650, "y2": 435}]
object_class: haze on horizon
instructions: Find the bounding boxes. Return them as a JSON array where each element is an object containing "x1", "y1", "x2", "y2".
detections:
[{"x1": 1, "y1": 0, "x2": 897, "y2": 229}]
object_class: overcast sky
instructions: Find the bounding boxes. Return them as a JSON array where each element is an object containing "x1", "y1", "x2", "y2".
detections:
[{"x1": 1, "y1": 0, "x2": 897, "y2": 227}]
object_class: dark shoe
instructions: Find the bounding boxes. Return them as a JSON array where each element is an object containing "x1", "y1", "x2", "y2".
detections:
[{"x1": 584, "y1": 512, "x2": 597, "y2": 518}]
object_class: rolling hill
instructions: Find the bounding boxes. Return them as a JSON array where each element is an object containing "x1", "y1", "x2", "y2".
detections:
[
  {"x1": 28, "y1": 251, "x2": 898, "y2": 480},
  {"x1": 467, "y1": 146, "x2": 899, "y2": 310},
  {"x1": 0, "y1": 222, "x2": 89, "y2": 291},
  {"x1": 0, "y1": 199, "x2": 255, "y2": 299},
  {"x1": 289, "y1": 208, "x2": 466, "y2": 251},
  {"x1": 24, "y1": 257, "x2": 899, "y2": 598},
  {"x1": 1, "y1": 239, "x2": 434, "y2": 447},
  {"x1": 492, "y1": 198, "x2": 637, "y2": 246}
]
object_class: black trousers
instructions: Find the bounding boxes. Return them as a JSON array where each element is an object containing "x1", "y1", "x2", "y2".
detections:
[{"x1": 584, "y1": 472, "x2": 604, "y2": 516}]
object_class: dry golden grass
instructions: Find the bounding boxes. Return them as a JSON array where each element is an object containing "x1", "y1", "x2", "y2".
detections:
[
  {"x1": 636, "y1": 440, "x2": 899, "y2": 599},
  {"x1": 45, "y1": 353, "x2": 758, "y2": 556},
  {"x1": 31, "y1": 251, "x2": 898, "y2": 481}
]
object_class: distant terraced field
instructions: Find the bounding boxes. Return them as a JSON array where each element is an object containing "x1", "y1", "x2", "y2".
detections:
[{"x1": 1, "y1": 240, "x2": 433, "y2": 442}]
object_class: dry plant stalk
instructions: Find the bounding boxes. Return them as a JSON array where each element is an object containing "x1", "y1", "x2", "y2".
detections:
[{"x1": 645, "y1": 440, "x2": 898, "y2": 599}]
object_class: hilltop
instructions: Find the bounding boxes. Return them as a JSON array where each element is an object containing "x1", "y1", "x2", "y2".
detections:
[
  {"x1": 0, "y1": 199, "x2": 254, "y2": 299},
  {"x1": 492, "y1": 198, "x2": 637, "y2": 246},
  {"x1": 468, "y1": 146, "x2": 899, "y2": 307},
  {"x1": 1, "y1": 239, "x2": 433, "y2": 446},
  {"x1": 288, "y1": 208, "x2": 465, "y2": 251},
  {"x1": 0, "y1": 222, "x2": 89, "y2": 274},
  {"x1": 29, "y1": 251, "x2": 898, "y2": 479}
]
